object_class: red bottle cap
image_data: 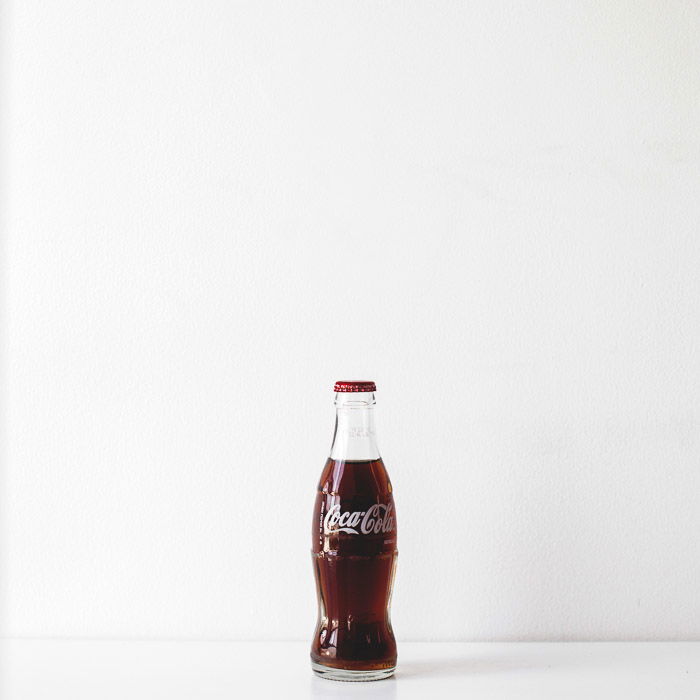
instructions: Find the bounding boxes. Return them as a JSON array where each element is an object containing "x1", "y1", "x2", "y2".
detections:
[{"x1": 334, "y1": 380, "x2": 377, "y2": 393}]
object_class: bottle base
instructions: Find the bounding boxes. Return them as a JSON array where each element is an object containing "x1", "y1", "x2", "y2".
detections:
[{"x1": 311, "y1": 661, "x2": 395, "y2": 682}]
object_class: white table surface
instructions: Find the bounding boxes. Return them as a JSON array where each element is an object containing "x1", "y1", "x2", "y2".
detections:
[{"x1": 1, "y1": 640, "x2": 698, "y2": 699}]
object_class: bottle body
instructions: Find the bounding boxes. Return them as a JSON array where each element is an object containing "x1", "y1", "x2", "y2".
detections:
[{"x1": 310, "y1": 383, "x2": 397, "y2": 681}]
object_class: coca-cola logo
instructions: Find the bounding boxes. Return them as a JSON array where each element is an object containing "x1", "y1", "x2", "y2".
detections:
[{"x1": 323, "y1": 502, "x2": 395, "y2": 536}]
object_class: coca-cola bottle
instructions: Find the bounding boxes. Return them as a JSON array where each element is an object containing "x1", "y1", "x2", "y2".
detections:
[{"x1": 310, "y1": 381, "x2": 398, "y2": 681}]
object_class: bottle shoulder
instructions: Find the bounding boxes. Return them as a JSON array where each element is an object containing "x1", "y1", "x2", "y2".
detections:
[{"x1": 317, "y1": 457, "x2": 392, "y2": 496}]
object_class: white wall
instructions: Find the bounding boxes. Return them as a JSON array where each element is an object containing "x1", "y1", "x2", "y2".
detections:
[{"x1": 2, "y1": 1, "x2": 699, "y2": 641}]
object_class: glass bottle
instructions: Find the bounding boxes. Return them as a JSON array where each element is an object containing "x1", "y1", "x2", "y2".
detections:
[{"x1": 310, "y1": 381, "x2": 398, "y2": 681}]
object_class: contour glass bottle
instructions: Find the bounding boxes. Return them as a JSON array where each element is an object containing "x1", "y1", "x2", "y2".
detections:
[{"x1": 310, "y1": 381, "x2": 398, "y2": 681}]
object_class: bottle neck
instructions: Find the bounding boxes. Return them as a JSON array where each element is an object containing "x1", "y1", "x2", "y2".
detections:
[{"x1": 329, "y1": 392, "x2": 380, "y2": 461}]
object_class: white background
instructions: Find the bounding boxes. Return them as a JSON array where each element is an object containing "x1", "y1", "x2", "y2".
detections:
[{"x1": 2, "y1": 1, "x2": 699, "y2": 642}]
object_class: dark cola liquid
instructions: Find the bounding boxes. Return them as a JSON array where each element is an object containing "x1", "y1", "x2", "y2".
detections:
[{"x1": 311, "y1": 458, "x2": 397, "y2": 672}]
